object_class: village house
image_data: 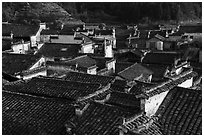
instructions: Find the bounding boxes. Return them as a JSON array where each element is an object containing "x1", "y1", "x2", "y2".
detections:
[
  {"x1": 2, "y1": 53, "x2": 46, "y2": 79},
  {"x1": 89, "y1": 28, "x2": 116, "y2": 57},
  {"x1": 126, "y1": 30, "x2": 149, "y2": 49},
  {"x1": 46, "y1": 55, "x2": 98, "y2": 75},
  {"x1": 115, "y1": 49, "x2": 145, "y2": 63},
  {"x1": 89, "y1": 55, "x2": 116, "y2": 75},
  {"x1": 65, "y1": 101, "x2": 139, "y2": 135},
  {"x1": 179, "y1": 24, "x2": 202, "y2": 42},
  {"x1": 158, "y1": 24, "x2": 179, "y2": 33},
  {"x1": 119, "y1": 86, "x2": 201, "y2": 135},
  {"x1": 2, "y1": 39, "x2": 23, "y2": 52},
  {"x1": 146, "y1": 34, "x2": 165, "y2": 50},
  {"x1": 40, "y1": 28, "x2": 93, "y2": 45},
  {"x1": 134, "y1": 67, "x2": 196, "y2": 117},
  {"x1": 36, "y1": 43, "x2": 93, "y2": 61},
  {"x1": 117, "y1": 63, "x2": 153, "y2": 83},
  {"x1": 2, "y1": 23, "x2": 46, "y2": 48}
]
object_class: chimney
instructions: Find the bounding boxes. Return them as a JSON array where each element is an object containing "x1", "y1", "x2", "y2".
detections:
[
  {"x1": 82, "y1": 37, "x2": 85, "y2": 43},
  {"x1": 147, "y1": 31, "x2": 151, "y2": 39},
  {"x1": 112, "y1": 27, "x2": 116, "y2": 38},
  {"x1": 129, "y1": 34, "x2": 132, "y2": 44},
  {"x1": 21, "y1": 39, "x2": 24, "y2": 44},
  {"x1": 165, "y1": 30, "x2": 169, "y2": 38},
  {"x1": 118, "y1": 118, "x2": 128, "y2": 135},
  {"x1": 75, "y1": 63, "x2": 78, "y2": 70},
  {"x1": 74, "y1": 31, "x2": 76, "y2": 38},
  {"x1": 10, "y1": 31, "x2": 13, "y2": 39},
  {"x1": 75, "y1": 105, "x2": 82, "y2": 117},
  {"x1": 74, "y1": 103, "x2": 90, "y2": 117},
  {"x1": 83, "y1": 24, "x2": 85, "y2": 30}
]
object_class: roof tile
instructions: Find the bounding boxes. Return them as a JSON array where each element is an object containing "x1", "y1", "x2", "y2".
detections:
[{"x1": 2, "y1": 90, "x2": 75, "y2": 135}]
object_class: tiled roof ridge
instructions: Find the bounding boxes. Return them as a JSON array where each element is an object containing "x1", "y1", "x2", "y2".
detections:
[
  {"x1": 68, "y1": 71, "x2": 115, "y2": 79},
  {"x1": 94, "y1": 92, "x2": 111, "y2": 103},
  {"x1": 78, "y1": 32, "x2": 92, "y2": 39},
  {"x1": 121, "y1": 114, "x2": 161, "y2": 134},
  {"x1": 2, "y1": 90, "x2": 58, "y2": 101},
  {"x1": 20, "y1": 66, "x2": 47, "y2": 76},
  {"x1": 3, "y1": 79, "x2": 25, "y2": 86},
  {"x1": 78, "y1": 89, "x2": 112, "y2": 105},
  {"x1": 142, "y1": 69, "x2": 197, "y2": 98},
  {"x1": 43, "y1": 42, "x2": 81, "y2": 45},
  {"x1": 32, "y1": 76, "x2": 102, "y2": 89},
  {"x1": 123, "y1": 112, "x2": 144, "y2": 124},
  {"x1": 77, "y1": 83, "x2": 111, "y2": 102},
  {"x1": 118, "y1": 62, "x2": 140, "y2": 75}
]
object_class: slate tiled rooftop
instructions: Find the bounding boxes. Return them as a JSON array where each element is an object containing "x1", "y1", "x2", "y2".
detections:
[
  {"x1": 121, "y1": 114, "x2": 162, "y2": 135},
  {"x1": 156, "y1": 87, "x2": 202, "y2": 135},
  {"x1": 70, "y1": 102, "x2": 136, "y2": 135},
  {"x1": 2, "y1": 90, "x2": 75, "y2": 135},
  {"x1": 105, "y1": 91, "x2": 141, "y2": 112},
  {"x1": 2, "y1": 53, "x2": 42, "y2": 75},
  {"x1": 64, "y1": 71, "x2": 115, "y2": 86},
  {"x1": 4, "y1": 77, "x2": 102, "y2": 101}
]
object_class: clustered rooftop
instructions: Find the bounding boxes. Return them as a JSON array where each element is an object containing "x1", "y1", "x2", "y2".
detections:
[{"x1": 2, "y1": 21, "x2": 202, "y2": 135}]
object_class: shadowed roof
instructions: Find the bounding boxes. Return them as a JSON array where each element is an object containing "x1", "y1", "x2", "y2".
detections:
[
  {"x1": 156, "y1": 87, "x2": 202, "y2": 135},
  {"x1": 2, "y1": 90, "x2": 75, "y2": 135},
  {"x1": 2, "y1": 53, "x2": 42, "y2": 75}
]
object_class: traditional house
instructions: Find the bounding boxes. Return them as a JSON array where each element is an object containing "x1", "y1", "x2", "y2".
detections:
[
  {"x1": 36, "y1": 43, "x2": 81, "y2": 61},
  {"x1": 2, "y1": 23, "x2": 45, "y2": 48},
  {"x1": 2, "y1": 53, "x2": 46, "y2": 79},
  {"x1": 179, "y1": 25, "x2": 202, "y2": 42},
  {"x1": 159, "y1": 24, "x2": 179, "y2": 33},
  {"x1": 133, "y1": 67, "x2": 197, "y2": 117},
  {"x1": 142, "y1": 64, "x2": 169, "y2": 82},
  {"x1": 118, "y1": 86, "x2": 201, "y2": 135},
  {"x1": 142, "y1": 51, "x2": 192, "y2": 80},
  {"x1": 115, "y1": 49, "x2": 145, "y2": 63},
  {"x1": 91, "y1": 28, "x2": 116, "y2": 57},
  {"x1": 10, "y1": 40, "x2": 32, "y2": 54},
  {"x1": 47, "y1": 55, "x2": 98, "y2": 75},
  {"x1": 146, "y1": 34, "x2": 165, "y2": 50},
  {"x1": 126, "y1": 30, "x2": 149, "y2": 49},
  {"x1": 92, "y1": 37, "x2": 114, "y2": 57},
  {"x1": 117, "y1": 63, "x2": 153, "y2": 83},
  {"x1": 65, "y1": 102, "x2": 138, "y2": 135},
  {"x1": 142, "y1": 51, "x2": 182, "y2": 66},
  {"x1": 89, "y1": 55, "x2": 116, "y2": 75}
]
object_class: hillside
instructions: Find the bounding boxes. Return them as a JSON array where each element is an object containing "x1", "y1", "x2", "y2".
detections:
[
  {"x1": 2, "y1": 2, "x2": 82, "y2": 25},
  {"x1": 2, "y1": 2, "x2": 202, "y2": 24}
]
